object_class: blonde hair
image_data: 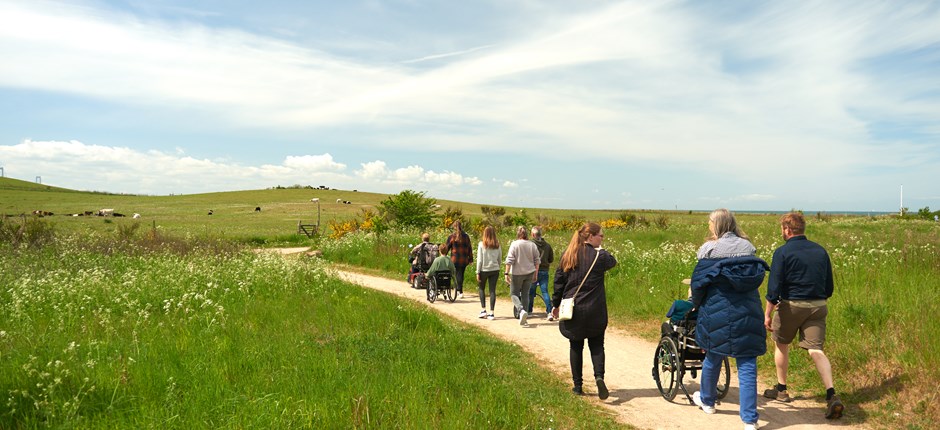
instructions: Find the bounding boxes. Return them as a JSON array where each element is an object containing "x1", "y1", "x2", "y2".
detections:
[
  {"x1": 482, "y1": 226, "x2": 499, "y2": 249},
  {"x1": 560, "y1": 222, "x2": 601, "y2": 272},
  {"x1": 707, "y1": 208, "x2": 749, "y2": 241},
  {"x1": 515, "y1": 225, "x2": 528, "y2": 240}
]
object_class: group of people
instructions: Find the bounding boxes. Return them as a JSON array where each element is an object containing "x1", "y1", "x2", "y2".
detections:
[
  {"x1": 689, "y1": 209, "x2": 843, "y2": 430},
  {"x1": 408, "y1": 210, "x2": 843, "y2": 430}
]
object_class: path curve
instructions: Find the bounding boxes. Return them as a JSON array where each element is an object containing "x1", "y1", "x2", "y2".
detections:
[{"x1": 332, "y1": 270, "x2": 863, "y2": 430}]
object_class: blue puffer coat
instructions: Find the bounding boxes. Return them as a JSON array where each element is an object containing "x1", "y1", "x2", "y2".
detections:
[{"x1": 691, "y1": 256, "x2": 769, "y2": 358}]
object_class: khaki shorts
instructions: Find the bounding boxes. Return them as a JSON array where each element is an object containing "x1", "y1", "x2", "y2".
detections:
[{"x1": 770, "y1": 300, "x2": 828, "y2": 350}]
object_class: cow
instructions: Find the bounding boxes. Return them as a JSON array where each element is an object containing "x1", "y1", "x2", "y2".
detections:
[
  {"x1": 255, "y1": 207, "x2": 261, "y2": 212},
  {"x1": 98, "y1": 209, "x2": 114, "y2": 216},
  {"x1": 208, "y1": 210, "x2": 214, "y2": 215},
  {"x1": 133, "y1": 213, "x2": 141, "y2": 219},
  {"x1": 113, "y1": 213, "x2": 126, "y2": 217},
  {"x1": 336, "y1": 199, "x2": 342, "y2": 203}
]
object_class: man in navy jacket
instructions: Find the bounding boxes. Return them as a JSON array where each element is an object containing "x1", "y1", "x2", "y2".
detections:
[{"x1": 763, "y1": 212, "x2": 844, "y2": 420}]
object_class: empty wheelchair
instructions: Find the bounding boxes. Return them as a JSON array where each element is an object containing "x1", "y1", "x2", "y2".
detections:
[
  {"x1": 652, "y1": 301, "x2": 730, "y2": 404},
  {"x1": 426, "y1": 271, "x2": 456, "y2": 303}
]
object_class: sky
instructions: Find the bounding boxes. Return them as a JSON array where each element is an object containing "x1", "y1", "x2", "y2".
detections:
[{"x1": 1, "y1": 0, "x2": 938, "y2": 212}]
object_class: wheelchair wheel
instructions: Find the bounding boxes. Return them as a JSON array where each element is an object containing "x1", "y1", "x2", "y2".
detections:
[
  {"x1": 412, "y1": 273, "x2": 424, "y2": 289},
  {"x1": 653, "y1": 336, "x2": 680, "y2": 401},
  {"x1": 444, "y1": 282, "x2": 456, "y2": 303},
  {"x1": 427, "y1": 280, "x2": 437, "y2": 303},
  {"x1": 716, "y1": 356, "x2": 731, "y2": 400}
]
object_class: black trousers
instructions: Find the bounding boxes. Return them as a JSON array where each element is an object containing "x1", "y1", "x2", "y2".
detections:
[{"x1": 569, "y1": 334, "x2": 605, "y2": 387}]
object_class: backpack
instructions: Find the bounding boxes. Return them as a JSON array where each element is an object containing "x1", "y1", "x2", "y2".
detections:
[{"x1": 417, "y1": 243, "x2": 439, "y2": 269}]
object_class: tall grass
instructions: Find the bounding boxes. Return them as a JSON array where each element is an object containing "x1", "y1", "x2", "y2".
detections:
[
  {"x1": 323, "y1": 215, "x2": 940, "y2": 428},
  {"x1": 0, "y1": 231, "x2": 622, "y2": 429}
]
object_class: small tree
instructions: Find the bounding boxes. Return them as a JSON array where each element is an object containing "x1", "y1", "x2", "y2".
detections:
[{"x1": 377, "y1": 190, "x2": 438, "y2": 229}]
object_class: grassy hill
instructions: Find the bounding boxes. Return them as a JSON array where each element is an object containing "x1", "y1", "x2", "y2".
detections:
[{"x1": 0, "y1": 177, "x2": 654, "y2": 242}]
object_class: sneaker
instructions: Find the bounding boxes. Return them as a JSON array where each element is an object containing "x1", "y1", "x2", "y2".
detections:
[
  {"x1": 596, "y1": 378, "x2": 609, "y2": 400},
  {"x1": 547, "y1": 314, "x2": 555, "y2": 322},
  {"x1": 478, "y1": 310, "x2": 488, "y2": 319},
  {"x1": 572, "y1": 385, "x2": 584, "y2": 395},
  {"x1": 692, "y1": 391, "x2": 716, "y2": 414},
  {"x1": 519, "y1": 310, "x2": 528, "y2": 326},
  {"x1": 825, "y1": 395, "x2": 844, "y2": 419},
  {"x1": 744, "y1": 423, "x2": 759, "y2": 430},
  {"x1": 457, "y1": 293, "x2": 464, "y2": 299},
  {"x1": 762, "y1": 388, "x2": 792, "y2": 402},
  {"x1": 487, "y1": 313, "x2": 495, "y2": 320}
]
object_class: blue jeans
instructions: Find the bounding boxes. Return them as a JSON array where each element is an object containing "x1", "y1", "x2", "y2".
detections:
[
  {"x1": 700, "y1": 352, "x2": 758, "y2": 424},
  {"x1": 527, "y1": 270, "x2": 552, "y2": 313}
]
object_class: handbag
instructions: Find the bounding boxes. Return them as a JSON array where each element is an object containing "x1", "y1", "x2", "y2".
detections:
[{"x1": 558, "y1": 251, "x2": 600, "y2": 321}]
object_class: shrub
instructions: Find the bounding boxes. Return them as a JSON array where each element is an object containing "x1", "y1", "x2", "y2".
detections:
[
  {"x1": 377, "y1": 190, "x2": 437, "y2": 229},
  {"x1": 0, "y1": 215, "x2": 56, "y2": 249}
]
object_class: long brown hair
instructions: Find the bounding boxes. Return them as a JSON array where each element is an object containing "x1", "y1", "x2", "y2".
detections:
[
  {"x1": 560, "y1": 222, "x2": 601, "y2": 272},
  {"x1": 482, "y1": 226, "x2": 499, "y2": 249}
]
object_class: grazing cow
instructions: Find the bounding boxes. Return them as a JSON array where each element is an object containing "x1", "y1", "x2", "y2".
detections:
[
  {"x1": 336, "y1": 199, "x2": 342, "y2": 203},
  {"x1": 133, "y1": 213, "x2": 141, "y2": 219},
  {"x1": 343, "y1": 200, "x2": 352, "y2": 204},
  {"x1": 98, "y1": 209, "x2": 114, "y2": 216},
  {"x1": 208, "y1": 210, "x2": 214, "y2": 215},
  {"x1": 255, "y1": 206, "x2": 261, "y2": 212},
  {"x1": 84, "y1": 211, "x2": 94, "y2": 216},
  {"x1": 113, "y1": 212, "x2": 126, "y2": 217}
]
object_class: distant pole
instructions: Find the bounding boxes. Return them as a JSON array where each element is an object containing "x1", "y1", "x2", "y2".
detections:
[
  {"x1": 0, "y1": 166, "x2": 4, "y2": 177},
  {"x1": 900, "y1": 184, "x2": 903, "y2": 216},
  {"x1": 35, "y1": 176, "x2": 41, "y2": 184}
]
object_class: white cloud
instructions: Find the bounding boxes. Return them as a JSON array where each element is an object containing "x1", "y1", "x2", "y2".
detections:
[
  {"x1": 0, "y1": 140, "x2": 484, "y2": 195},
  {"x1": 503, "y1": 181, "x2": 518, "y2": 188}
]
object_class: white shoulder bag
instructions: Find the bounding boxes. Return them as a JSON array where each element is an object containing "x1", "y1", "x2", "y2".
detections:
[{"x1": 558, "y1": 251, "x2": 600, "y2": 321}]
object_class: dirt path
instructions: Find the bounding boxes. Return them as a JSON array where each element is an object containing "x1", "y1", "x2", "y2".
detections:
[{"x1": 260, "y1": 249, "x2": 863, "y2": 429}]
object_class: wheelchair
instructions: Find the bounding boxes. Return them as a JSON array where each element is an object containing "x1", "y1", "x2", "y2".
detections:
[
  {"x1": 652, "y1": 308, "x2": 730, "y2": 404},
  {"x1": 426, "y1": 271, "x2": 456, "y2": 303}
]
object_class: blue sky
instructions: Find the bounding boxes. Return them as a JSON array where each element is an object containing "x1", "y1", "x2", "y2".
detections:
[{"x1": 1, "y1": 0, "x2": 938, "y2": 212}]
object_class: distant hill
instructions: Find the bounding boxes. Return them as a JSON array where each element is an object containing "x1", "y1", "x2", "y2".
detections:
[{"x1": 0, "y1": 176, "x2": 86, "y2": 193}]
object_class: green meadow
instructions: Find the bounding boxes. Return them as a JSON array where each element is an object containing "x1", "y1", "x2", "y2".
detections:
[{"x1": 3, "y1": 176, "x2": 939, "y2": 428}]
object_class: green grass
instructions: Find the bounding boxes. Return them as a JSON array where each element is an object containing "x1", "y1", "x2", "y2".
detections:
[
  {"x1": 0, "y1": 236, "x2": 623, "y2": 429},
  {"x1": 324, "y1": 214, "x2": 940, "y2": 429}
]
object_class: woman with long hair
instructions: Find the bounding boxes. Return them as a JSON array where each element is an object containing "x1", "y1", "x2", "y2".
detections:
[
  {"x1": 689, "y1": 208, "x2": 767, "y2": 430},
  {"x1": 475, "y1": 226, "x2": 502, "y2": 320},
  {"x1": 551, "y1": 222, "x2": 617, "y2": 399},
  {"x1": 445, "y1": 220, "x2": 474, "y2": 299}
]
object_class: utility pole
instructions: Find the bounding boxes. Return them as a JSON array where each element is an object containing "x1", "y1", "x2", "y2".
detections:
[
  {"x1": 35, "y1": 176, "x2": 41, "y2": 184},
  {"x1": 900, "y1": 184, "x2": 904, "y2": 216}
]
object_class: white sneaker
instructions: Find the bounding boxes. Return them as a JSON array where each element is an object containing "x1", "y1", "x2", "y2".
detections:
[
  {"x1": 744, "y1": 423, "x2": 759, "y2": 430},
  {"x1": 547, "y1": 314, "x2": 555, "y2": 321},
  {"x1": 457, "y1": 293, "x2": 464, "y2": 299},
  {"x1": 692, "y1": 391, "x2": 716, "y2": 414},
  {"x1": 519, "y1": 310, "x2": 528, "y2": 326},
  {"x1": 478, "y1": 310, "x2": 488, "y2": 319},
  {"x1": 487, "y1": 313, "x2": 495, "y2": 320}
]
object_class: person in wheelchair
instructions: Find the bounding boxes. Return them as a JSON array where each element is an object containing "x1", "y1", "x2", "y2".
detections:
[
  {"x1": 427, "y1": 244, "x2": 456, "y2": 285},
  {"x1": 408, "y1": 233, "x2": 437, "y2": 283}
]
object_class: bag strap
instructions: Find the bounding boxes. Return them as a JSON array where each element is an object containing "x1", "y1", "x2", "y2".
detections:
[{"x1": 570, "y1": 249, "x2": 601, "y2": 300}]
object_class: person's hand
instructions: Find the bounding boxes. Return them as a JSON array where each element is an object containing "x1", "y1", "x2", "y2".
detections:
[
  {"x1": 764, "y1": 315, "x2": 773, "y2": 331},
  {"x1": 476, "y1": 274, "x2": 481, "y2": 282},
  {"x1": 504, "y1": 273, "x2": 511, "y2": 284},
  {"x1": 531, "y1": 273, "x2": 537, "y2": 281},
  {"x1": 552, "y1": 307, "x2": 559, "y2": 319}
]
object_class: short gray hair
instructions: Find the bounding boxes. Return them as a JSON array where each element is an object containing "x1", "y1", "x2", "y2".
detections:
[{"x1": 531, "y1": 226, "x2": 543, "y2": 238}]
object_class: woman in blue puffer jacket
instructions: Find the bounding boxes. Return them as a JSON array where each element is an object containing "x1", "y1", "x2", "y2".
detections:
[{"x1": 689, "y1": 209, "x2": 769, "y2": 430}]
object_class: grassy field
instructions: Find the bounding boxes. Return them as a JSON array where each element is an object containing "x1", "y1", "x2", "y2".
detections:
[
  {"x1": 0, "y1": 229, "x2": 623, "y2": 429},
  {"x1": 4, "y1": 177, "x2": 939, "y2": 428}
]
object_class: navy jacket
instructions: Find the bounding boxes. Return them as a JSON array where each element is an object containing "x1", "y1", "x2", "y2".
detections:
[{"x1": 691, "y1": 256, "x2": 769, "y2": 358}]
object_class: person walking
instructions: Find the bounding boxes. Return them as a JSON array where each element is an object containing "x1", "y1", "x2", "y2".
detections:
[
  {"x1": 527, "y1": 226, "x2": 555, "y2": 320},
  {"x1": 504, "y1": 226, "x2": 540, "y2": 326},
  {"x1": 550, "y1": 222, "x2": 617, "y2": 399},
  {"x1": 690, "y1": 209, "x2": 768, "y2": 430},
  {"x1": 445, "y1": 221, "x2": 473, "y2": 299},
  {"x1": 475, "y1": 226, "x2": 502, "y2": 320},
  {"x1": 763, "y1": 212, "x2": 844, "y2": 420}
]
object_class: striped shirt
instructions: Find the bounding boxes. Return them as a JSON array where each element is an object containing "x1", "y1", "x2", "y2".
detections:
[{"x1": 696, "y1": 232, "x2": 756, "y2": 259}]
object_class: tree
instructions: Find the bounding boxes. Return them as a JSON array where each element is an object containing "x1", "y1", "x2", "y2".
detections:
[{"x1": 377, "y1": 190, "x2": 438, "y2": 229}]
